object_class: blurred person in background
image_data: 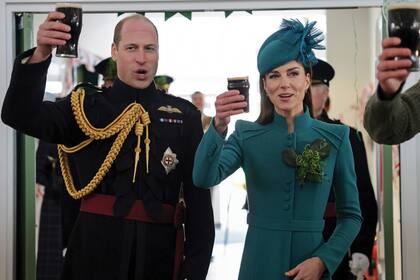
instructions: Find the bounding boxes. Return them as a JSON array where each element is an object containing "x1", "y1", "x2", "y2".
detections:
[
  {"x1": 154, "y1": 74, "x2": 174, "y2": 94},
  {"x1": 191, "y1": 91, "x2": 212, "y2": 132}
]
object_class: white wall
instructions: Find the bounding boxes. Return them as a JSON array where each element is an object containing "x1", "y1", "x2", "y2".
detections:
[
  {"x1": 326, "y1": 7, "x2": 381, "y2": 201},
  {"x1": 400, "y1": 72, "x2": 420, "y2": 280},
  {"x1": 327, "y1": 8, "x2": 379, "y2": 128}
]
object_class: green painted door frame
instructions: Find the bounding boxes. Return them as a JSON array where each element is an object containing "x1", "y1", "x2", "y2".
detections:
[
  {"x1": 380, "y1": 3, "x2": 397, "y2": 278},
  {"x1": 15, "y1": 12, "x2": 36, "y2": 280},
  {"x1": 382, "y1": 144, "x2": 395, "y2": 280}
]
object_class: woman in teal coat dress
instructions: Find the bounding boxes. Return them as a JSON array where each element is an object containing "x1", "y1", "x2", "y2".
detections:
[{"x1": 193, "y1": 19, "x2": 362, "y2": 280}]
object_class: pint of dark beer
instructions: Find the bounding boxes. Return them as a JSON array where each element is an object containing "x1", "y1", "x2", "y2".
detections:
[
  {"x1": 55, "y1": 3, "x2": 82, "y2": 58},
  {"x1": 227, "y1": 76, "x2": 250, "y2": 113},
  {"x1": 388, "y1": 3, "x2": 420, "y2": 71}
]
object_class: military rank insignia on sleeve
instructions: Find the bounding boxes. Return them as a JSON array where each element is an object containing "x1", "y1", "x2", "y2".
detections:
[{"x1": 161, "y1": 147, "x2": 179, "y2": 174}]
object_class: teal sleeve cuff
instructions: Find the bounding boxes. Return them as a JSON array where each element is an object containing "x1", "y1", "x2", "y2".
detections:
[
  {"x1": 204, "y1": 119, "x2": 227, "y2": 158},
  {"x1": 193, "y1": 120, "x2": 242, "y2": 188},
  {"x1": 208, "y1": 118, "x2": 227, "y2": 139},
  {"x1": 192, "y1": 120, "x2": 226, "y2": 188}
]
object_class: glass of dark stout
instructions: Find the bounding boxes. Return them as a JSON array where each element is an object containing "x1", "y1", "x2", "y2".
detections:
[
  {"x1": 55, "y1": 3, "x2": 82, "y2": 58},
  {"x1": 388, "y1": 2, "x2": 420, "y2": 71},
  {"x1": 227, "y1": 76, "x2": 250, "y2": 113}
]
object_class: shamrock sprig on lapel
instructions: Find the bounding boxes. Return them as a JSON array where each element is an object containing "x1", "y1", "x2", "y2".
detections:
[{"x1": 282, "y1": 138, "x2": 330, "y2": 186}]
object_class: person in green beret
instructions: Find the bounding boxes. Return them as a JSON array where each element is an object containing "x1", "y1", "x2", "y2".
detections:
[
  {"x1": 154, "y1": 74, "x2": 174, "y2": 93},
  {"x1": 94, "y1": 57, "x2": 117, "y2": 88},
  {"x1": 193, "y1": 19, "x2": 362, "y2": 280}
]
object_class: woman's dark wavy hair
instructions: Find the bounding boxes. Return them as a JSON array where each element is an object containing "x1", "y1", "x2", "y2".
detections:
[{"x1": 256, "y1": 65, "x2": 313, "y2": 125}]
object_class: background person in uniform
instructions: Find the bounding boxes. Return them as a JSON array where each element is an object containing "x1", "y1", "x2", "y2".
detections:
[
  {"x1": 191, "y1": 91, "x2": 211, "y2": 132},
  {"x1": 193, "y1": 18, "x2": 362, "y2": 280},
  {"x1": 36, "y1": 97, "x2": 81, "y2": 279},
  {"x1": 154, "y1": 74, "x2": 174, "y2": 93},
  {"x1": 36, "y1": 140, "x2": 64, "y2": 280},
  {"x1": 2, "y1": 12, "x2": 214, "y2": 280},
  {"x1": 94, "y1": 57, "x2": 117, "y2": 88},
  {"x1": 311, "y1": 59, "x2": 378, "y2": 280},
  {"x1": 364, "y1": 37, "x2": 420, "y2": 144}
]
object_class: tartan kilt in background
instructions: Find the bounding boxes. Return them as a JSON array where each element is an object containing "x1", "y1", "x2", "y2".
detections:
[{"x1": 36, "y1": 190, "x2": 64, "y2": 280}]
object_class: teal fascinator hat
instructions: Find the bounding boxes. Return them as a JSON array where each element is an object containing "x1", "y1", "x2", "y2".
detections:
[{"x1": 257, "y1": 19, "x2": 325, "y2": 75}]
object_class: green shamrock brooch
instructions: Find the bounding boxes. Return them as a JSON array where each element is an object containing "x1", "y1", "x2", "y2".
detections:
[{"x1": 282, "y1": 138, "x2": 330, "y2": 186}]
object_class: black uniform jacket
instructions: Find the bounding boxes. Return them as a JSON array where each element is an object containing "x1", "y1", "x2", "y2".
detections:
[
  {"x1": 2, "y1": 48, "x2": 214, "y2": 280},
  {"x1": 320, "y1": 111, "x2": 378, "y2": 278}
]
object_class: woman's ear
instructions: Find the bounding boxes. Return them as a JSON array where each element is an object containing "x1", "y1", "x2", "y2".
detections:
[
  {"x1": 305, "y1": 74, "x2": 311, "y2": 91},
  {"x1": 262, "y1": 76, "x2": 267, "y2": 92}
]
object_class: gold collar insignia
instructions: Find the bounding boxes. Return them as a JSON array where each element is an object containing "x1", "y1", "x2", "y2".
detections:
[{"x1": 158, "y1": 105, "x2": 182, "y2": 114}]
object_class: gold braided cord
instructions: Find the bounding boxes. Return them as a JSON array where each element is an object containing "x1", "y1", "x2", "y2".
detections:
[
  {"x1": 59, "y1": 138, "x2": 94, "y2": 154},
  {"x1": 132, "y1": 121, "x2": 144, "y2": 183},
  {"x1": 58, "y1": 88, "x2": 151, "y2": 199},
  {"x1": 141, "y1": 112, "x2": 151, "y2": 125},
  {"x1": 58, "y1": 118, "x2": 134, "y2": 199},
  {"x1": 70, "y1": 88, "x2": 142, "y2": 139}
]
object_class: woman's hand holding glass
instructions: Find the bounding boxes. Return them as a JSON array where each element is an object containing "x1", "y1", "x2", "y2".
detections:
[{"x1": 214, "y1": 90, "x2": 247, "y2": 134}]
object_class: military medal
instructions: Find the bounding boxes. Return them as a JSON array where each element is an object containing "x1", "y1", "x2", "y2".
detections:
[
  {"x1": 159, "y1": 118, "x2": 183, "y2": 124},
  {"x1": 161, "y1": 147, "x2": 179, "y2": 174}
]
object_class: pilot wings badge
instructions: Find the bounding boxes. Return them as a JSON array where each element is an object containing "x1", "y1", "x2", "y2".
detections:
[{"x1": 158, "y1": 105, "x2": 182, "y2": 114}]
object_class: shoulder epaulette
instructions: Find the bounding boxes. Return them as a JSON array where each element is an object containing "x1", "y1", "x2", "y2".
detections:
[
  {"x1": 74, "y1": 82, "x2": 103, "y2": 96},
  {"x1": 174, "y1": 96, "x2": 200, "y2": 112}
]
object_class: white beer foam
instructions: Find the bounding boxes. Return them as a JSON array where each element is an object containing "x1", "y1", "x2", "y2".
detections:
[
  {"x1": 227, "y1": 76, "x2": 249, "y2": 81},
  {"x1": 56, "y1": 3, "x2": 82, "y2": 9},
  {"x1": 389, "y1": 3, "x2": 420, "y2": 10}
]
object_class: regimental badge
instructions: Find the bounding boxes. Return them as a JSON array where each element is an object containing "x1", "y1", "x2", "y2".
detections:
[
  {"x1": 158, "y1": 105, "x2": 183, "y2": 114},
  {"x1": 161, "y1": 147, "x2": 179, "y2": 174}
]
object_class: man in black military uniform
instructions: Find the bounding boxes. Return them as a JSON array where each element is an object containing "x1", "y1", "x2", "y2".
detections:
[
  {"x1": 2, "y1": 12, "x2": 214, "y2": 280},
  {"x1": 311, "y1": 59, "x2": 378, "y2": 280}
]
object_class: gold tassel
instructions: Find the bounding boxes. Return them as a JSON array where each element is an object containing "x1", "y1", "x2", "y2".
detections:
[
  {"x1": 141, "y1": 112, "x2": 151, "y2": 173},
  {"x1": 132, "y1": 121, "x2": 144, "y2": 183}
]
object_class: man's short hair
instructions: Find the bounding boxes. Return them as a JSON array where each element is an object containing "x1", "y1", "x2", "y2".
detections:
[{"x1": 113, "y1": 14, "x2": 159, "y2": 46}]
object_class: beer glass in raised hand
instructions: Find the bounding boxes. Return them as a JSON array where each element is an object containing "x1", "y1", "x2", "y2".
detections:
[
  {"x1": 388, "y1": 2, "x2": 420, "y2": 71},
  {"x1": 55, "y1": 3, "x2": 82, "y2": 58}
]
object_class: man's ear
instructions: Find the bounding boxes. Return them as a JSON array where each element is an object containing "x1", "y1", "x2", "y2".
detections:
[{"x1": 111, "y1": 43, "x2": 117, "y2": 60}]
